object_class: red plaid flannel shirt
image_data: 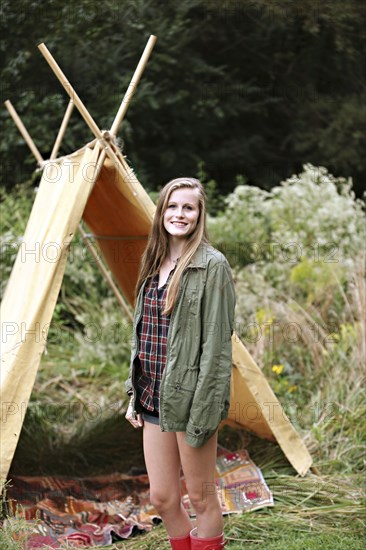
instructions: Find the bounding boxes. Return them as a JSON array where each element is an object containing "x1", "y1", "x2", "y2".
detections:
[{"x1": 135, "y1": 266, "x2": 176, "y2": 414}]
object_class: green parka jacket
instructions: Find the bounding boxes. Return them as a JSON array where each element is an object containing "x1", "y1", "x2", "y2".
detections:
[{"x1": 125, "y1": 242, "x2": 236, "y2": 448}]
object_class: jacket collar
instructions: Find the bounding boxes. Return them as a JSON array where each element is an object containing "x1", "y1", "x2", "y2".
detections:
[{"x1": 187, "y1": 242, "x2": 210, "y2": 268}]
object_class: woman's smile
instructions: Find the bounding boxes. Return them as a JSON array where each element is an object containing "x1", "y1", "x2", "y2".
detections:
[{"x1": 163, "y1": 188, "x2": 200, "y2": 239}]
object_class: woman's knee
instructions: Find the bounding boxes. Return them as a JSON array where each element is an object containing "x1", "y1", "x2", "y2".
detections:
[
  {"x1": 187, "y1": 486, "x2": 219, "y2": 515},
  {"x1": 149, "y1": 489, "x2": 182, "y2": 514}
]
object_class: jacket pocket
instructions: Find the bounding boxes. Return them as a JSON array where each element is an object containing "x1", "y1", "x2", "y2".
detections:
[{"x1": 163, "y1": 382, "x2": 195, "y2": 424}]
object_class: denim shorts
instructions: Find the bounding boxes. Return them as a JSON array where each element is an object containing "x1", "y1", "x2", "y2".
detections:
[{"x1": 141, "y1": 411, "x2": 160, "y2": 425}]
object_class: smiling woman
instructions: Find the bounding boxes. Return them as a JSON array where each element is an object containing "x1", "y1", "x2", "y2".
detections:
[
  {"x1": 124, "y1": 177, "x2": 236, "y2": 549},
  {"x1": 164, "y1": 188, "x2": 200, "y2": 241}
]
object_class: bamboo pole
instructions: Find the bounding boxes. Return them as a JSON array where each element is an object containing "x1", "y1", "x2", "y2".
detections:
[
  {"x1": 38, "y1": 43, "x2": 126, "y2": 175},
  {"x1": 78, "y1": 225, "x2": 133, "y2": 321},
  {"x1": 4, "y1": 100, "x2": 44, "y2": 165},
  {"x1": 110, "y1": 34, "x2": 157, "y2": 136},
  {"x1": 50, "y1": 99, "x2": 74, "y2": 160},
  {"x1": 36, "y1": 41, "x2": 156, "y2": 307},
  {"x1": 38, "y1": 42, "x2": 155, "y2": 221},
  {"x1": 38, "y1": 43, "x2": 102, "y2": 140},
  {"x1": 5, "y1": 103, "x2": 132, "y2": 319}
]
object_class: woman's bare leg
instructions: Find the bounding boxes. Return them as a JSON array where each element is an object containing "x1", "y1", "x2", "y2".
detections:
[
  {"x1": 143, "y1": 422, "x2": 193, "y2": 537},
  {"x1": 177, "y1": 430, "x2": 222, "y2": 537}
]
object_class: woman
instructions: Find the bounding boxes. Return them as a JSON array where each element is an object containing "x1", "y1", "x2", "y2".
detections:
[{"x1": 125, "y1": 177, "x2": 236, "y2": 549}]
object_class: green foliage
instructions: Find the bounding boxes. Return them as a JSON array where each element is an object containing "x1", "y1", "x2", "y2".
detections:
[
  {"x1": 208, "y1": 179, "x2": 272, "y2": 265},
  {"x1": 206, "y1": 164, "x2": 366, "y2": 480},
  {"x1": 197, "y1": 160, "x2": 226, "y2": 215},
  {"x1": 0, "y1": 481, "x2": 39, "y2": 550},
  {"x1": 0, "y1": 181, "x2": 35, "y2": 297},
  {"x1": 209, "y1": 163, "x2": 365, "y2": 273},
  {"x1": 1, "y1": 0, "x2": 365, "y2": 196}
]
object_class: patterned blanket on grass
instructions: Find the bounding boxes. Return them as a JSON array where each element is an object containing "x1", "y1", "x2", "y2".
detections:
[{"x1": 5, "y1": 447, "x2": 273, "y2": 548}]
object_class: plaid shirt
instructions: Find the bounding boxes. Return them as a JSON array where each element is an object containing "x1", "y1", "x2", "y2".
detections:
[{"x1": 135, "y1": 266, "x2": 176, "y2": 414}]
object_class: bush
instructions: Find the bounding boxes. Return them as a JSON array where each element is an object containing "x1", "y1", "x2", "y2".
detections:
[{"x1": 208, "y1": 163, "x2": 365, "y2": 273}]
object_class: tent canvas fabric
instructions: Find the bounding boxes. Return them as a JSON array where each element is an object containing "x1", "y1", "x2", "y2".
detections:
[
  {"x1": 0, "y1": 137, "x2": 312, "y2": 484},
  {"x1": 1, "y1": 144, "x2": 99, "y2": 482}
]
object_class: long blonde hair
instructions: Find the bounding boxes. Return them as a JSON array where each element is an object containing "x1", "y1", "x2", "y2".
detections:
[{"x1": 135, "y1": 177, "x2": 209, "y2": 315}]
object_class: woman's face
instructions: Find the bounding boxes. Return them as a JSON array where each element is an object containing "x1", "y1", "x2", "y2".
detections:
[{"x1": 163, "y1": 187, "x2": 200, "y2": 240}]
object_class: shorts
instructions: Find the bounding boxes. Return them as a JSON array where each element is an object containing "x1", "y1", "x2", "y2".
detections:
[{"x1": 141, "y1": 411, "x2": 160, "y2": 425}]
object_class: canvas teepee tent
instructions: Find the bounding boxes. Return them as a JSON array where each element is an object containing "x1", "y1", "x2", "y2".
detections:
[{"x1": 0, "y1": 37, "x2": 312, "y2": 485}]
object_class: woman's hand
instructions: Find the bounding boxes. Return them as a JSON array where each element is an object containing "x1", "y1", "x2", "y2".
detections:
[{"x1": 125, "y1": 397, "x2": 144, "y2": 428}]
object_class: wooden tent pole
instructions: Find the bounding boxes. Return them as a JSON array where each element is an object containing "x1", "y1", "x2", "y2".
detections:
[
  {"x1": 4, "y1": 100, "x2": 44, "y2": 165},
  {"x1": 38, "y1": 42, "x2": 155, "y2": 223},
  {"x1": 50, "y1": 99, "x2": 74, "y2": 160},
  {"x1": 38, "y1": 43, "x2": 101, "y2": 139},
  {"x1": 78, "y1": 225, "x2": 133, "y2": 321},
  {"x1": 4, "y1": 102, "x2": 132, "y2": 321},
  {"x1": 38, "y1": 43, "x2": 125, "y2": 172},
  {"x1": 110, "y1": 34, "x2": 157, "y2": 136},
  {"x1": 36, "y1": 42, "x2": 155, "y2": 309}
]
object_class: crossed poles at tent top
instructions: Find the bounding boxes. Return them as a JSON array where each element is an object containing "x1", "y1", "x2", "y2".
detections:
[{"x1": 4, "y1": 35, "x2": 158, "y2": 322}]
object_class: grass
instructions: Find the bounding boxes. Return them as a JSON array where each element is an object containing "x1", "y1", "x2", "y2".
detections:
[{"x1": 3, "y1": 396, "x2": 365, "y2": 550}]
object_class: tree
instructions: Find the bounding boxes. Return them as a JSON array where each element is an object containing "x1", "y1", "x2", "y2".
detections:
[{"x1": 1, "y1": 0, "x2": 365, "y2": 197}]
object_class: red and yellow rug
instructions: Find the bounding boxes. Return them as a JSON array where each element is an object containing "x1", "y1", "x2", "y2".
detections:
[{"x1": 4, "y1": 446, "x2": 273, "y2": 547}]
